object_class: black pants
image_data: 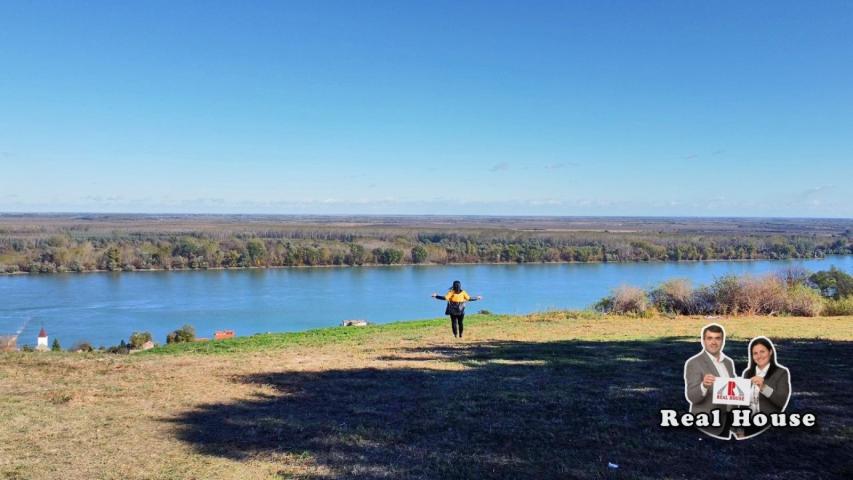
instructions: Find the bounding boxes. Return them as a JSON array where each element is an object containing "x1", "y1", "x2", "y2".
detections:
[{"x1": 450, "y1": 314, "x2": 464, "y2": 337}]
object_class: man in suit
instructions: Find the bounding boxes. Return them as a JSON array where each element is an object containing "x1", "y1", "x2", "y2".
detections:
[{"x1": 683, "y1": 323, "x2": 736, "y2": 439}]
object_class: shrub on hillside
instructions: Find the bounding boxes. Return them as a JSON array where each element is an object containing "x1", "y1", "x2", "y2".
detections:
[
  {"x1": 650, "y1": 279, "x2": 694, "y2": 314},
  {"x1": 593, "y1": 296, "x2": 614, "y2": 313},
  {"x1": 611, "y1": 286, "x2": 649, "y2": 315},
  {"x1": 711, "y1": 275, "x2": 742, "y2": 315},
  {"x1": 739, "y1": 276, "x2": 787, "y2": 315},
  {"x1": 691, "y1": 286, "x2": 718, "y2": 315},
  {"x1": 785, "y1": 284, "x2": 824, "y2": 316},
  {"x1": 129, "y1": 331, "x2": 153, "y2": 349},
  {"x1": 822, "y1": 296, "x2": 853, "y2": 316},
  {"x1": 107, "y1": 339, "x2": 130, "y2": 354},
  {"x1": 71, "y1": 341, "x2": 94, "y2": 352},
  {"x1": 166, "y1": 324, "x2": 196, "y2": 344}
]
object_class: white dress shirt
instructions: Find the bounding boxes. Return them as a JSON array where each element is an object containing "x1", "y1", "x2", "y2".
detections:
[
  {"x1": 700, "y1": 351, "x2": 731, "y2": 397},
  {"x1": 749, "y1": 364, "x2": 775, "y2": 413}
]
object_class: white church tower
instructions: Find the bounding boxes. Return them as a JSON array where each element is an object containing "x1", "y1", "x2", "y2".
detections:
[{"x1": 36, "y1": 327, "x2": 49, "y2": 351}]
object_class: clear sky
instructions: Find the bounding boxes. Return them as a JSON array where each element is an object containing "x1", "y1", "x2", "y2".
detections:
[{"x1": 1, "y1": 1, "x2": 851, "y2": 217}]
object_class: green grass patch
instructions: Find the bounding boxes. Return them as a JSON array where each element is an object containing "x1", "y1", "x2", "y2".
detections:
[{"x1": 142, "y1": 314, "x2": 504, "y2": 355}]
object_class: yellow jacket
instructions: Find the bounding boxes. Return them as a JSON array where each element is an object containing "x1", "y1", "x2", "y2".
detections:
[{"x1": 444, "y1": 290, "x2": 471, "y2": 303}]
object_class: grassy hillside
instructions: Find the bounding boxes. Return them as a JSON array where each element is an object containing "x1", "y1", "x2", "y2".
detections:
[{"x1": 1, "y1": 312, "x2": 851, "y2": 479}]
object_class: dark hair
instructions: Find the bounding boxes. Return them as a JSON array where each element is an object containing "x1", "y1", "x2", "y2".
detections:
[
  {"x1": 451, "y1": 280, "x2": 462, "y2": 293},
  {"x1": 743, "y1": 337, "x2": 779, "y2": 380},
  {"x1": 702, "y1": 324, "x2": 724, "y2": 339}
]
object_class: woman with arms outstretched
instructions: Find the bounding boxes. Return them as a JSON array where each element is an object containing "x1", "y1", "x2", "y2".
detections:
[{"x1": 431, "y1": 280, "x2": 482, "y2": 338}]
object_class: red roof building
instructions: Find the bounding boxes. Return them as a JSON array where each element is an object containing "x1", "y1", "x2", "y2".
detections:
[{"x1": 214, "y1": 330, "x2": 235, "y2": 340}]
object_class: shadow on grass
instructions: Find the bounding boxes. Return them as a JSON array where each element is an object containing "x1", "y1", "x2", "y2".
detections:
[{"x1": 168, "y1": 338, "x2": 853, "y2": 479}]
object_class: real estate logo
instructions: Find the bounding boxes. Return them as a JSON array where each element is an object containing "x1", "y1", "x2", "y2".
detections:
[
  {"x1": 716, "y1": 380, "x2": 745, "y2": 402},
  {"x1": 712, "y1": 375, "x2": 752, "y2": 407}
]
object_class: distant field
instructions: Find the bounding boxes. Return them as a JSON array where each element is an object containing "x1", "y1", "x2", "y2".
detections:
[
  {"x1": 1, "y1": 312, "x2": 851, "y2": 479},
  {"x1": 2, "y1": 213, "x2": 852, "y2": 236}
]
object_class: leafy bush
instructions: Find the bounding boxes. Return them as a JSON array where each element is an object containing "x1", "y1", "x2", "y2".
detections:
[
  {"x1": 593, "y1": 296, "x2": 614, "y2": 313},
  {"x1": 785, "y1": 284, "x2": 823, "y2": 316},
  {"x1": 810, "y1": 267, "x2": 853, "y2": 299},
  {"x1": 129, "y1": 331, "x2": 153, "y2": 349},
  {"x1": 411, "y1": 245, "x2": 429, "y2": 264},
  {"x1": 21, "y1": 344, "x2": 35, "y2": 352},
  {"x1": 51, "y1": 338, "x2": 62, "y2": 351},
  {"x1": 166, "y1": 324, "x2": 196, "y2": 344},
  {"x1": 822, "y1": 296, "x2": 853, "y2": 316},
  {"x1": 372, "y1": 248, "x2": 403, "y2": 265}
]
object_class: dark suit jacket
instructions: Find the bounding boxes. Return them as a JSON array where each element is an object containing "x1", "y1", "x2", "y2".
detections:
[
  {"x1": 684, "y1": 351, "x2": 736, "y2": 438},
  {"x1": 743, "y1": 365, "x2": 791, "y2": 414},
  {"x1": 740, "y1": 365, "x2": 791, "y2": 437}
]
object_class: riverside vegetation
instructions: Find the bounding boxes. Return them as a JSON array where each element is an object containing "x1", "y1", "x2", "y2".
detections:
[
  {"x1": 1, "y1": 214, "x2": 851, "y2": 274},
  {"x1": 594, "y1": 266, "x2": 853, "y2": 317}
]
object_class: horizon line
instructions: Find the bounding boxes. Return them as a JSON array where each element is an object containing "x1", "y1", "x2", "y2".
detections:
[{"x1": 1, "y1": 211, "x2": 851, "y2": 221}]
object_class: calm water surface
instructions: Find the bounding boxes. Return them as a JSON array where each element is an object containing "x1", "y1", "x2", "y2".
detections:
[{"x1": 2, "y1": 257, "x2": 852, "y2": 348}]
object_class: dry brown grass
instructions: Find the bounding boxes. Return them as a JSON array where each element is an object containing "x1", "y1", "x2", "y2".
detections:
[{"x1": 1, "y1": 313, "x2": 851, "y2": 479}]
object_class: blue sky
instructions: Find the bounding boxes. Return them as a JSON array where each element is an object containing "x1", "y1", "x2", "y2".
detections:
[{"x1": 1, "y1": 1, "x2": 851, "y2": 217}]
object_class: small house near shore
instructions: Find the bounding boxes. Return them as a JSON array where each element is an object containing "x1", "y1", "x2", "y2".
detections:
[{"x1": 215, "y1": 330, "x2": 235, "y2": 340}]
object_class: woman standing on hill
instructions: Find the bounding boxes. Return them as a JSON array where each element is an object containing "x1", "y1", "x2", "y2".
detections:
[{"x1": 431, "y1": 280, "x2": 482, "y2": 338}]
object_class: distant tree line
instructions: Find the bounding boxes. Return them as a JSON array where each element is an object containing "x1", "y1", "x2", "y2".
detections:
[{"x1": 1, "y1": 228, "x2": 851, "y2": 274}]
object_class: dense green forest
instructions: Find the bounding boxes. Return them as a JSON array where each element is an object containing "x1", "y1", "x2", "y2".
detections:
[{"x1": 1, "y1": 215, "x2": 851, "y2": 274}]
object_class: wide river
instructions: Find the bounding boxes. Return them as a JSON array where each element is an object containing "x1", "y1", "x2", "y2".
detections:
[{"x1": 2, "y1": 256, "x2": 852, "y2": 348}]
